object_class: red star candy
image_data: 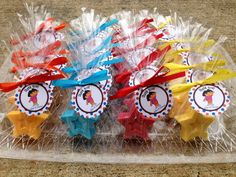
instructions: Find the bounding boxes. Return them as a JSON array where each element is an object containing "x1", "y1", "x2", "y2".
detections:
[{"x1": 118, "y1": 98, "x2": 156, "y2": 140}]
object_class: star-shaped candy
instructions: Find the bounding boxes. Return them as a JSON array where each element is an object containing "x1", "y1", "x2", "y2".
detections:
[
  {"x1": 169, "y1": 93, "x2": 190, "y2": 119},
  {"x1": 60, "y1": 109, "x2": 99, "y2": 139},
  {"x1": 8, "y1": 96, "x2": 15, "y2": 104},
  {"x1": 7, "y1": 111, "x2": 49, "y2": 139},
  {"x1": 118, "y1": 99, "x2": 156, "y2": 140},
  {"x1": 175, "y1": 108, "x2": 215, "y2": 141}
]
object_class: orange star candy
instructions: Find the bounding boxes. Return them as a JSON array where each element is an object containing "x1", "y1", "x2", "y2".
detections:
[{"x1": 7, "y1": 111, "x2": 49, "y2": 139}]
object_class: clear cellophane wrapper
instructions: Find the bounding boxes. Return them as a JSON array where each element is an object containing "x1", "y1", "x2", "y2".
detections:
[{"x1": 0, "y1": 5, "x2": 235, "y2": 164}]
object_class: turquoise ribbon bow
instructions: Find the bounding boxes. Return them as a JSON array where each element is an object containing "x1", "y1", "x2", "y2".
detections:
[{"x1": 52, "y1": 70, "x2": 110, "y2": 89}]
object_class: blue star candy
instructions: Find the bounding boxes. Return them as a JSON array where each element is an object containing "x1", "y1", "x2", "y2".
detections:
[{"x1": 60, "y1": 109, "x2": 100, "y2": 139}]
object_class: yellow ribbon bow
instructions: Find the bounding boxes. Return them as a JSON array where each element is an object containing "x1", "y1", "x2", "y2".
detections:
[
  {"x1": 164, "y1": 59, "x2": 226, "y2": 75},
  {"x1": 170, "y1": 69, "x2": 236, "y2": 95}
]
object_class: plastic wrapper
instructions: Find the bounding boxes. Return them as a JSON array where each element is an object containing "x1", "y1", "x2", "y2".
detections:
[{"x1": 0, "y1": 5, "x2": 235, "y2": 163}]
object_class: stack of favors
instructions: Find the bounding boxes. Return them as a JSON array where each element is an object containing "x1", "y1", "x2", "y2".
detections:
[{"x1": 0, "y1": 5, "x2": 236, "y2": 160}]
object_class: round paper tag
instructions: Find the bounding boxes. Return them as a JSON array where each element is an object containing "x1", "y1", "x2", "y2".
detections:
[
  {"x1": 134, "y1": 83, "x2": 173, "y2": 119},
  {"x1": 129, "y1": 66, "x2": 157, "y2": 86},
  {"x1": 186, "y1": 69, "x2": 213, "y2": 83},
  {"x1": 189, "y1": 84, "x2": 230, "y2": 117},
  {"x1": 15, "y1": 83, "x2": 53, "y2": 116},
  {"x1": 33, "y1": 30, "x2": 63, "y2": 49},
  {"x1": 183, "y1": 52, "x2": 213, "y2": 66},
  {"x1": 71, "y1": 84, "x2": 108, "y2": 119}
]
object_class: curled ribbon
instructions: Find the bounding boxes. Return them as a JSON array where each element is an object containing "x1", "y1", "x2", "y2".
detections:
[
  {"x1": 113, "y1": 18, "x2": 156, "y2": 43},
  {"x1": 10, "y1": 18, "x2": 67, "y2": 45},
  {"x1": 112, "y1": 33, "x2": 164, "y2": 57},
  {"x1": 0, "y1": 71, "x2": 65, "y2": 92},
  {"x1": 129, "y1": 18, "x2": 153, "y2": 29},
  {"x1": 110, "y1": 66, "x2": 186, "y2": 100},
  {"x1": 114, "y1": 44, "x2": 171, "y2": 84},
  {"x1": 170, "y1": 69, "x2": 236, "y2": 95}
]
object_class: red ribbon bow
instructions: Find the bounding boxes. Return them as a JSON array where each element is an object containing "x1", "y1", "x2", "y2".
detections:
[
  {"x1": 114, "y1": 44, "x2": 171, "y2": 84},
  {"x1": 112, "y1": 33, "x2": 164, "y2": 57},
  {"x1": 0, "y1": 70, "x2": 66, "y2": 92},
  {"x1": 11, "y1": 56, "x2": 68, "y2": 78},
  {"x1": 110, "y1": 66, "x2": 186, "y2": 100}
]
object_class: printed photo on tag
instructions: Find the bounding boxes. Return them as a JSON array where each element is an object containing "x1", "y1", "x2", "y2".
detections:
[
  {"x1": 15, "y1": 83, "x2": 53, "y2": 116},
  {"x1": 189, "y1": 84, "x2": 230, "y2": 116},
  {"x1": 186, "y1": 69, "x2": 213, "y2": 83},
  {"x1": 129, "y1": 66, "x2": 157, "y2": 86},
  {"x1": 183, "y1": 52, "x2": 213, "y2": 66},
  {"x1": 134, "y1": 84, "x2": 173, "y2": 119},
  {"x1": 71, "y1": 84, "x2": 108, "y2": 119}
]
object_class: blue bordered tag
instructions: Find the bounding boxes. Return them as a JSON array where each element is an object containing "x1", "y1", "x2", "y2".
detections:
[
  {"x1": 71, "y1": 84, "x2": 108, "y2": 119},
  {"x1": 15, "y1": 82, "x2": 53, "y2": 116},
  {"x1": 189, "y1": 84, "x2": 230, "y2": 117},
  {"x1": 134, "y1": 83, "x2": 173, "y2": 119}
]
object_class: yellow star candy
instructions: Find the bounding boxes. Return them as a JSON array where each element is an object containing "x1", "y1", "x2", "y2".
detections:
[
  {"x1": 8, "y1": 96, "x2": 15, "y2": 104},
  {"x1": 169, "y1": 92, "x2": 215, "y2": 141},
  {"x1": 175, "y1": 108, "x2": 215, "y2": 141},
  {"x1": 169, "y1": 92, "x2": 190, "y2": 119},
  {"x1": 7, "y1": 111, "x2": 49, "y2": 139}
]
